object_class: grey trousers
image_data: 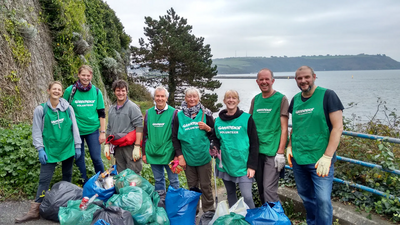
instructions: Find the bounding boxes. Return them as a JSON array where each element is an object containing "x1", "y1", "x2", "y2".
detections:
[
  {"x1": 223, "y1": 180, "x2": 255, "y2": 209},
  {"x1": 185, "y1": 160, "x2": 215, "y2": 212},
  {"x1": 259, "y1": 155, "x2": 280, "y2": 202},
  {"x1": 114, "y1": 145, "x2": 142, "y2": 175}
]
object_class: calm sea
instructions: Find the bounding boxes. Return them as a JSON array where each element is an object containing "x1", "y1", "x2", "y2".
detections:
[{"x1": 214, "y1": 70, "x2": 400, "y2": 123}]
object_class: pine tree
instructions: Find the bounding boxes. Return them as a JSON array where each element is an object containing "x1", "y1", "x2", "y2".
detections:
[{"x1": 131, "y1": 8, "x2": 222, "y2": 111}]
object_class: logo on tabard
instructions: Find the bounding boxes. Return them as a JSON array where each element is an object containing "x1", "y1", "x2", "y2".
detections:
[
  {"x1": 182, "y1": 121, "x2": 199, "y2": 131},
  {"x1": 74, "y1": 100, "x2": 95, "y2": 107},
  {"x1": 218, "y1": 125, "x2": 242, "y2": 134},
  {"x1": 256, "y1": 108, "x2": 272, "y2": 113},
  {"x1": 152, "y1": 123, "x2": 165, "y2": 128},
  {"x1": 51, "y1": 118, "x2": 65, "y2": 125},
  {"x1": 295, "y1": 108, "x2": 314, "y2": 115}
]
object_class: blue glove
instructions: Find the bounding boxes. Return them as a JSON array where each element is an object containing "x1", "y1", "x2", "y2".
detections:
[
  {"x1": 38, "y1": 148, "x2": 47, "y2": 165},
  {"x1": 75, "y1": 148, "x2": 81, "y2": 160}
]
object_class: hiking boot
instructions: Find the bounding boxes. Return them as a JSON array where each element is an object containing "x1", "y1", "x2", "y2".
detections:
[
  {"x1": 15, "y1": 202, "x2": 40, "y2": 223},
  {"x1": 156, "y1": 190, "x2": 166, "y2": 209}
]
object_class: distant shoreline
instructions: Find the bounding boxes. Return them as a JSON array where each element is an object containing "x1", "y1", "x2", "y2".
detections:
[{"x1": 215, "y1": 75, "x2": 295, "y2": 79}]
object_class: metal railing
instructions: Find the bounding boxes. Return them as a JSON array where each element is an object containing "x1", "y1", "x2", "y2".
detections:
[{"x1": 285, "y1": 130, "x2": 400, "y2": 202}]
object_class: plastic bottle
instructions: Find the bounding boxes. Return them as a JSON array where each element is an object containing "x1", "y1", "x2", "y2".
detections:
[{"x1": 87, "y1": 194, "x2": 98, "y2": 204}]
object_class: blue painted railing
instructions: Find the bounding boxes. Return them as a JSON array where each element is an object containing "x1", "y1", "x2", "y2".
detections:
[{"x1": 286, "y1": 129, "x2": 400, "y2": 202}]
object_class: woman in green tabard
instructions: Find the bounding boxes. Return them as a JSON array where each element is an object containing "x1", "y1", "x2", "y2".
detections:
[
  {"x1": 15, "y1": 81, "x2": 81, "y2": 223},
  {"x1": 172, "y1": 87, "x2": 215, "y2": 215},
  {"x1": 210, "y1": 90, "x2": 259, "y2": 209}
]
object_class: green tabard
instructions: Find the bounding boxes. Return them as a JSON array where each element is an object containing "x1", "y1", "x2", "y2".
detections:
[
  {"x1": 63, "y1": 85, "x2": 104, "y2": 135},
  {"x1": 145, "y1": 106, "x2": 175, "y2": 165},
  {"x1": 215, "y1": 113, "x2": 251, "y2": 177},
  {"x1": 292, "y1": 87, "x2": 330, "y2": 165},
  {"x1": 252, "y1": 92, "x2": 284, "y2": 156},
  {"x1": 41, "y1": 104, "x2": 75, "y2": 163},
  {"x1": 177, "y1": 110, "x2": 211, "y2": 167}
]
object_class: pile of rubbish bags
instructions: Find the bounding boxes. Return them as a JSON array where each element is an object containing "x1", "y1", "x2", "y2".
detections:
[
  {"x1": 38, "y1": 167, "x2": 291, "y2": 225},
  {"x1": 38, "y1": 168, "x2": 202, "y2": 225},
  {"x1": 206, "y1": 197, "x2": 291, "y2": 225}
]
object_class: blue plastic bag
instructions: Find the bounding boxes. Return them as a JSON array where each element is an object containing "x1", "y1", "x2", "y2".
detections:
[
  {"x1": 245, "y1": 201, "x2": 291, "y2": 225},
  {"x1": 83, "y1": 166, "x2": 117, "y2": 201},
  {"x1": 93, "y1": 219, "x2": 110, "y2": 225},
  {"x1": 165, "y1": 186, "x2": 202, "y2": 225}
]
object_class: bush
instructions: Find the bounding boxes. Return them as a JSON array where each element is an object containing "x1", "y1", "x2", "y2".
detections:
[{"x1": 0, "y1": 123, "x2": 95, "y2": 201}]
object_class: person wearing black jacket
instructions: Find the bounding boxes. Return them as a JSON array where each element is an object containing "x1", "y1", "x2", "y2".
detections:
[
  {"x1": 172, "y1": 87, "x2": 215, "y2": 214},
  {"x1": 211, "y1": 90, "x2": 259, "y2": 209}
]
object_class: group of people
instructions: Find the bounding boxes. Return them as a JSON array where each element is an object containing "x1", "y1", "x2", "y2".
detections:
[{"x1": 17, "y1": 64, "x2": 343, "y2": 225}]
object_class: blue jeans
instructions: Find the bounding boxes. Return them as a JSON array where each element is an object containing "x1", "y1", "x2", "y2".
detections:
[
  {"x1": 292, "y1": 158, "x2": 334, "y2": 225},
  {"x1": 150, "y1": 164, "x2": 179, "y2": 191},
  {"x1": 35, "y1": 156, "x2": 74, "y2": 203},
  {"x1": 75, "y1": 130, "x2": 104, "y2": 182}
]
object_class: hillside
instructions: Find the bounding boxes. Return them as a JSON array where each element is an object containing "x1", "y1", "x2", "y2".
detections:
[
  {"x1": 213, "y1": 54, "x2": 400, "y2": 74},
  {"x1": 0, "y1": 0, "x2": 131, "y2": 126}
]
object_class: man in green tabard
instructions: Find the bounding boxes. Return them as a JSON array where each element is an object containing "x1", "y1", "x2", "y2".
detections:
[
  {"x1": 287, "y1": 66, "x2": 343, "y2": 225},
  {"x1": 142, "y1": 86, "x2": 180, "y2": 205},
  {"x1": 249, "y1": 68, "x2": 289, "y2": 204}
]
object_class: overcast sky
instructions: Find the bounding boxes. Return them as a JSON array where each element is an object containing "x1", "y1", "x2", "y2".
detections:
[{"x1": 106, "y1": 0, "x2": 400, "y2": 61}]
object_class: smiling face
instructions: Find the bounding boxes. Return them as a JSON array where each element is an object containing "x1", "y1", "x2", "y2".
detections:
[
  {"x1": 185, "y1": 92, "x2": 200, "y2": 108},
  {"x1": 256, "y1": 70, "x2": 275, "y2": 94},
  {"x1": 295, "y1": 67, "x2": 316, "y2": 93},
  {"x1": 47, "y1": 83, "x2": 63, "y2": 100},
  {"x1": 154, "y1": 89, "x2": 167, "y2": 110},
  {"x1": 78, "y1": 69, "x2": 92, "y2": 87},
  {"x1": 223, "y1": 90, "x2": 240, "y2": 111},
  {"x1": 114, "y1": 87, "x2": 127, "y2": 103}
]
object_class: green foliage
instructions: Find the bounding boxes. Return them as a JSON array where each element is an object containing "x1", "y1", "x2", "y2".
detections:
[
  {"x1": 131, "y1": 8, "x2": 221, "y2": 111},
  {"x1": 3, "y1": 10, "x2": 32, "y2": 67},
  {"x1": 39, "y1": 0, "x2": 87, "y2": 86},
  {"x1": 0, "y1": 71, "x2": 22, "y2": 126},
  {"x1": 83, "y1": 0, "x2": 131, "y2": 95},
  {"x1": 128, "y1": 82, "x2": 153, "y2": 103},
  {"x1": 0, "y1": 123, "x2": 96, "y2": 200},
  {"x1": 0, "y1": 124, "x2": 38, "y2": 200},
  {"x1": 281, "y1": 200, "x2": 304, "y2": 220}
]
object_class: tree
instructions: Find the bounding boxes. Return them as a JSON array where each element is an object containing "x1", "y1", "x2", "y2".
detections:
[{"x1": 131, "y1": 8, "x2": 222, "y2": 111}]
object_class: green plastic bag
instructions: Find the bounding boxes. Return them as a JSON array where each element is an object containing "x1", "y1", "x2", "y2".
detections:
[
  {"x1": 113, "y1": 168, "x2": 160, "y2": 206},
  {"x1": 106, "y1": 186, "x2": 155, "y2": 225},
  {"x1": 150, "y1": 207, "x2": 170, "y2": 225},
  {"x1": 58, "y1": 199, "x2": 102, "y2": 225},
  {"x1": 114, "y1": 169, "x2": 154, "y2": 195},
  {"x1": 214, "y1": 212, "x2": 250, "y2": 225}
]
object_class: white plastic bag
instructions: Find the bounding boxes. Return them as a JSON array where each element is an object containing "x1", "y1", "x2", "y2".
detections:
[
  {"x1": 208, "y1": 200, "x2": 229, "y2": 225},
  {"x1": 229, "y1": 197, "x2": 249, "y2": 217},
  {"x1": 208, "y1": 197, "x2": 249, "y2": 225}
]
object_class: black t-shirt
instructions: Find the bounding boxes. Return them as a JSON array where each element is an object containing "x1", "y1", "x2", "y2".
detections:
[{"x1": 288, "y1": 89, "x2": 344, "y2": 131}]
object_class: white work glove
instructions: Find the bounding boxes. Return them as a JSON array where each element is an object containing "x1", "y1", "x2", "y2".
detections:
[
  {"x1": 286, "y1": 146, "x2": 293, "y2": 168},
  {"x1": 132, "y1": 144, "x2": 142, "y2": 162},
  {"x1": 315, "y1": 154, "x2": 333, "y2": 177},
  {"x1": 104, "y1": 144, "x2": 110, "y2": 160},
  {"x1": 274, "y1": 153, "x2": 286, "y2": 172}
]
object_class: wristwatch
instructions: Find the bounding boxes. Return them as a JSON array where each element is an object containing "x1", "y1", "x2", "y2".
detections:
[{"x1": 100, "y1": 130, "x2": 106, "y2": 133}]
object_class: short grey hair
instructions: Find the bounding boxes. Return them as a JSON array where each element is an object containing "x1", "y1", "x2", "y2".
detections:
[
  {"x1": 154, "y1": 86, "x2": 169, "y2": 98},
  {"x1": 257, "y1": 68, "x2": 274, "y2": 79},
  {"x1": 184, "y1": 87, "x2": 201, "y2": 99}
]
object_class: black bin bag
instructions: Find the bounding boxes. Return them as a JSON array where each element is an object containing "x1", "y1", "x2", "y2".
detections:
[
  {"x1": 39, "y1": 181, "x2": 83, "y2": 222},
  {"x1": 91, "y1": 201, "x2": 134, "y2": 225}
]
